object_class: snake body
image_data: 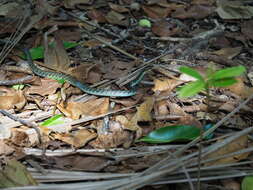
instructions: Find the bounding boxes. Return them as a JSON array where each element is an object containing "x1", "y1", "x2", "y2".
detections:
[{"x1": 24, "y1": 48, "x2": 138, "y2": 97}]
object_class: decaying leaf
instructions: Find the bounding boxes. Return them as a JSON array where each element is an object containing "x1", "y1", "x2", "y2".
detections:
[
  {"x1": 0, "y1": 87, "x2": 26, "y2": 110},
  {"x1": 27, "y1": 78, "x2": 61, "y2": 96},
  {"x1": 53, "y1": 128, "x2": 97, "y2": 148},
  {"x1": 0, "y1": 159, "x2": 37, "y2": 188},
  {"x1": 57, "y1": 98, "x2": 109, "y2": 119},
  {"x1": 204, "y1": 135, "x2": 249, "y2": 166}
]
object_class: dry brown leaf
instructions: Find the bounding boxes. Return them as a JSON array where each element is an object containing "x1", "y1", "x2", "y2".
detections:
[
  {"x1": 136, "y1": 97, "x2": 154, "y2": 122},
  {"x1": 64, "y1": 0, "x2": 92, "y2": 8},
  {"x1": 221, "y1": 179, "x2": 240, "y2": 190},
  {"x1": 154, "y1": 100, "x2": 169, "y2": 116},
  {"x1": 27, "y1": 78, "x2": 61, "y2": 96},
  {"x1": 142, "y1": 5, "x2": 172, "y2": 19},
  {"x1": 204, "y1": 135, "x2": 249, "y2": 166},
  {"x1": 172, "y1": 5, "x2": 215, "y2": 19},
  {"x1": 226, "y1": 77, "x2": 253, "y2": 98},
  {"x1": 152, "y1": 20, "x2": 181, "y2": 37},
  {"x1": 105, "y1": 11, "x2": 128, "y2": 26},
  {"x1": 109, "y1": 3, "x2": 129, "y2": 13},
  {"x1": 0, "y1": 140, "x2": 14, "y2": 156},
  {"x1": 152, "y1": 78, "x2": 181, "y2": 93},
  {"x1": 53, "y1": 128, "x2": 97, "y2": 148},
  {"x1": 87, "y1": 10, "x2": 107, "y2": 23},
  {"x1": 0, "y1": 88, "x2": 26, "y2": 110},
  {"x1": 212, "y1": 47, "x2": 242, "y2": 59},
  {"x1": 58, "y1": 98, "x2": 109, "y2": 119},
  {"x1": 90, "y1": 121, "x2": 132, "y2": 149}
]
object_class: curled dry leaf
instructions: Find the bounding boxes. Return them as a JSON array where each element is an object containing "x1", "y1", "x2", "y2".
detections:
[
  {"x1": 0, "y1": 87, "x2": 26, "y2": 110},
  {"x1": 57, "y1": 98, "x2": 109, "y2": 119},
  {"x1": 27, "y1": 78, "x2": 62, "y2": 96},
  {"x1": 53, "y1": 128, "x2": 97, "y2": 148},
  {"x1": 152, "y1": 78, "x2": 182, "y2": 93},
  {"x1": 90, "y1": 121, "x2": 132, "y2": 149}
]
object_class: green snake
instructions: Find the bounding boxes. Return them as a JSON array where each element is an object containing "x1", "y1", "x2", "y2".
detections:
[{"x1": 24, "y1": 48, "x2": 144, "y2": 97}]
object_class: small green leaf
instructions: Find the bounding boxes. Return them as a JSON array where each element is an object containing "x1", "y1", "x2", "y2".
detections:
[
  {"x1": 210, "y1": 78, "x2": 237, "y2": 87},
  {"x1": 179, "y1": 66, "x2": 204, "y2": 81},
  {"x1": 178, "y1": 80, "x2": 205, "y2": 98},
  {"x1": 212, "y1": 66, "x2": 246, "y2": 80},
  {"x1": 138, "y1": 125, "x2": 201, "y2": 143},
  {"x1": 242, "y1": 176, "x2": 253, "y2": 190},
  {"x1": 21, "y1": 41, "x2": 79, "y2": 60},
  {"x1": 41, "y1": 114, "x2": 64, "y2": 127},
  {"x1": 12, "y1": 84, "x2": 25, "y2": 90},
  {"x1": 139, "y1": 19, "x2": 151, "y2": 28}
]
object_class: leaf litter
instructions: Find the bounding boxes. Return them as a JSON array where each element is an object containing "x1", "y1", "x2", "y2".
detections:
[{"x1": 0, "y1": 0, "x2": 253, "y2": 190}]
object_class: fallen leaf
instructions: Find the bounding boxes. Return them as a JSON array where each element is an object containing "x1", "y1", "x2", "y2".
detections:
[
  {"x1": 90, "y1": 121, "x2": 132, "y2": 148},
  {"x1": 105, "y1": 11, "x2": 128, "y2": 26},
  {"x1": 53, "y1": 128, "x2": 97, "y2": 148},
  {"x1": 152, "y1": 78, "x2": 182, "y2": 93},
  {"x1": 152, "y1": 20, "x2": 181, "y2": 37},
  {"x1": 109, "y1": 3, "x2": 129, "y2": 13},
  {"x1": 0, "y1": 140, "x2": 14, "y2": 156},
  {"x1": 216, "y1": 0, "x2": 253, "y2": 19},
  {"x1": 27, "y1": 78, "x2": 61, "y2": 96},
  {"x1": 0, "y1": 88, "x2": 26, "y2": 110},
  {"x1": 204, "y1": 135, "x2": 249, "y2": 166},
  {"x1": 58, "y1": 98, "x2": 109, "y2": 119},
  {"x1": 87, "y1": 9, "x2": 107, "y2": 23},
  {"x1": 212, "y1": 47, "x2": 242, "y2": 59},
  {"x1": 0, "y1": 159, "x2": 37, "y2": 188},
  {"x1": 142, "y1": 5, "x2": 172, "y2": 19},
  {"x1": 172, "y1": 5, "x2": 215, "y2": 19}
]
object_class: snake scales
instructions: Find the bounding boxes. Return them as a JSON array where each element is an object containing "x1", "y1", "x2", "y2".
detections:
[{"x1": 24, "y1": 48, "x2": 144, "y2": 97}]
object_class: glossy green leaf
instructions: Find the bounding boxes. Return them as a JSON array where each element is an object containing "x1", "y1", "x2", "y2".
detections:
[
  {"x1": 178, "y1": 80, "x2": 205, "y2": 98},
  {"x1": 21, "y1": 41, "x2": 79, "y2": 60},
  {"x1": 212, "y1": 66, "x2": 246, "y2": 80},
  {"x1": 41, "y1": 114, "x2": 64, "y2": 127},
  {"x1": 242, "y1": 176, "x2": 253, "y2": 190},
  {"x1": 179, "y1": 66, "x2": 204, "y2": 81},
  {"x1": 138, "y1": 125, "x2": 201, "y2": 143},
  {"x1": 210, "y1": 78, "x2": 237, "y2": 87}
]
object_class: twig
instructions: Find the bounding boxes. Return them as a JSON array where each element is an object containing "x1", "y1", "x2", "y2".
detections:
[
  {"x1": 0, "y1": 75, "x2": 33, "y2": 85},
  {"x1": 0, "y1": 109, "x2": 42, "y2": 144}
]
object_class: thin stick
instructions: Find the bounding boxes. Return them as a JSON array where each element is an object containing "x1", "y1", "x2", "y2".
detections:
[{"x1": 0, "y1": 110, "x2": 42, "y2": 144}]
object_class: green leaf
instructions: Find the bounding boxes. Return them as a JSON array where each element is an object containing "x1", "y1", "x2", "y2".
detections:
[
  {"x1": 139, "y1": 19, "x2": 151, "y2": 28},
  {"x1": 242, "y1": 176, "x2": 253, "y2": 190},
  {"x1": 137, "y1": 125, "x2": 201, "y2": 143},
  {"x1": 21, "y1": 41, "x2": 79, "y2": 60},
  {"x1": 41, "y1": 114, "x2": 64, "y2": 127},
  {"x1": 212, "y1": 66, "x2": 246, "y2": 80},
  {"x1": 179, "y1": 66, "x2": 204, "y2": 81},
  {"x1": 210, "y1": 78, "x2": 237, "y2": 87},
  {"x1": 12, "y1": 84, "x2": 25, "y2": 90},
  {"x1": 178, "y1": 80, "x2": 205, "y2": 98}
]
